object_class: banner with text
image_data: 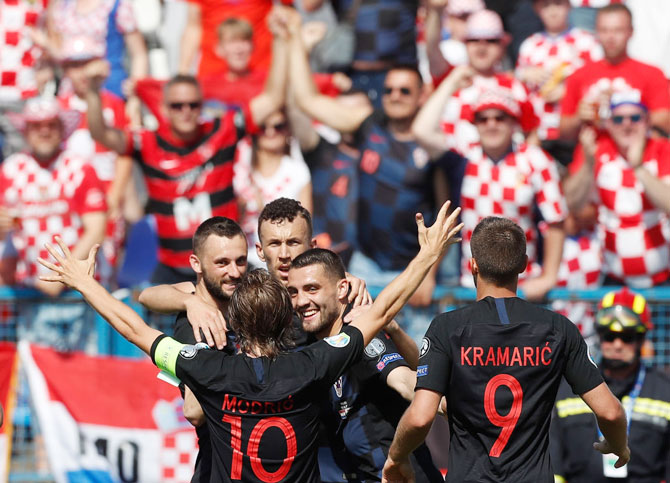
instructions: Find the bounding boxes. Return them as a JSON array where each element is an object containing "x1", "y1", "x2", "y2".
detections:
[{"x1": 19, "y1": 342, "x2": 198, "y2": 483}]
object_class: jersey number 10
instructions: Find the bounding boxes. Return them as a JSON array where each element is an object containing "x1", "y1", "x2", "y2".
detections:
[
  {"x1": 484, "y1": 374, "x2": 523, "y2": 457},
  {"x1": 223, "y1": 415, "x2": 297, "y2": 482}
]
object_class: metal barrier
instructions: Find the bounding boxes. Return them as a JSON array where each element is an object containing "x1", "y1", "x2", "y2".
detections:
[{"x1": 1, "y1": 285, "x2": 669, "y2": 480}]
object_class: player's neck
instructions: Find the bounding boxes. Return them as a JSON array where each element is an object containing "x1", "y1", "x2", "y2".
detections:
[
  {"x1": 604, "y1": 359, "x2": 640, "y2": 381},
  {"x1": 318, "y1": 318, "x2": 344, "y2": 340},
  {"x1": 475, "y1": 278, "x2": 518, "y2": 301},
  {"x1": 195, "y1": 281, "x2": 229, "y2": 314},
  {"x1": 606, "y1": 52, "x2": 628, "y2": 65}
]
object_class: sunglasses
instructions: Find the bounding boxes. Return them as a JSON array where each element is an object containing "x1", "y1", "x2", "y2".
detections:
[
  {"x1": 474, "y1": 113, "x2": 509, "y2": 124},
  {"x1": 168, "y1": 101, "x2": 202, "y2": 111},
  {"x1": 466, "y1": 38, "x2": 501, "y2": 44},
  {"x1": 611, "y1": 114, "x2": 644, "y2": 125},
  {"x1": 599, "y1": 331, "x2": 639, "y2": 344},
  {"x1": 383, "y1": 86, "x2": 412, "y2": 96},
  {"x1": 260, "y1": 121, "x2": 289, "y2": 133}
]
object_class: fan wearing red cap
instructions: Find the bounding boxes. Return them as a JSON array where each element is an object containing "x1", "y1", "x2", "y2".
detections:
[
  {"x1": 550, "y1": 288, "x2": 670, "y2": 482},
  {"x1": 0, "y1": 97, "x2": 107, "y2": 296},
  {"x1": 412, "y1": 65, "x2": 567, "y2": 302}
]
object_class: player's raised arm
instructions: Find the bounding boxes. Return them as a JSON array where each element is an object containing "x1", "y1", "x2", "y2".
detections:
[
  {"x1": 350, "y1": 200, "x2": 463, "y2": 345},
  {"x1": 38, "y1": 238, "x2": 162, "y2": 354}
]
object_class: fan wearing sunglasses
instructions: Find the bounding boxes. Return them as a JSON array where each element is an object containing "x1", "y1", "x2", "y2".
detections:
[
  {"x1": 564, "y1": 93, "x2": 670, "y2": 288},
  {"x1": 550, "y1": 287, "x2": 670, "y2": 483}
]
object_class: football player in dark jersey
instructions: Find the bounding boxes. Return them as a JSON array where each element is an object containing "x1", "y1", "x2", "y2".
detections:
[
  {"x1": 288, "y1": 248, "x2": 443, "y2": 482},
  {"x1": 382, "y1": 216, "x2": 629, "y2": 483},
  {"x1": 38, "y1": 200, "x2": 463, "y2": 483}
]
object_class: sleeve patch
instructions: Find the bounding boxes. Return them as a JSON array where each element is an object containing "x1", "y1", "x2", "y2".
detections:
[
  {"x1": 417, "y1": 365, "x2": 429, "y2": 377},
  {"x1": 324, "y1": 332, "x2": 351, "y2": 348},
  {"x1": 376, "y1": 352, "x2": 402, "y2": 371},
  {"x1": 364, "y1": 337, "x2": 386, "y2": 358},
  {"x1": 154, "y1": 337, "x2": 186, "y2": 377},
  {"x1": 419, "y1": 337, "x2": 431, "y2": 358}
]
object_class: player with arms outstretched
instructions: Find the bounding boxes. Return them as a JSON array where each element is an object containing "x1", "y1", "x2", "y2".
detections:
[{"x1": 38, "y1": 201, "x2": 462, "y2": 483}]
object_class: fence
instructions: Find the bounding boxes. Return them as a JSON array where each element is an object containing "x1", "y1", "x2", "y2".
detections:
[{"x1": 1, "y1": 285, "x2": 669, "y2": 481}]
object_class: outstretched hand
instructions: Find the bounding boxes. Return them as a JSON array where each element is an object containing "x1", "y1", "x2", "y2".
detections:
[
  {"x1": 37, "y1": 237, "x2": 98, "y2": 292},
  {"x1": 416, "y1": 200, "x2": 463, "y2": 259}
]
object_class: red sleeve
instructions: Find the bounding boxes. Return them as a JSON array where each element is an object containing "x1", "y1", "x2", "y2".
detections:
[
  {"x1": 652, "y1": 139, "x2": 670, "y2": 178},
  {"x1": 430, "y1": 64, "x2": 455, "y2": 88},
  {"x1": 644, "y1": 68, "x2": 670, "y2": 111},
  {"x1": 135, "y1": 78, "x2": 167, "y2": 123},
  {"x1": 73, "y1": 164, "x2": 107, "y2": 214},
  {"x1": 561, "y1": 69, "x2": 582, "y2": 116}
]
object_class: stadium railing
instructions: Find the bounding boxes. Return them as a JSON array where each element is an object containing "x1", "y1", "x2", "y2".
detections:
[{"x1": 1, "y1": 285, "x2": 669, "y2": 480}]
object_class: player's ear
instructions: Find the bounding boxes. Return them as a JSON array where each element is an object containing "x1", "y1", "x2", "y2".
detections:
[
  {"x1": 190, "y1": 253, "x2": 202, "y2": 275},
  {"x1": 310, "y1": 237, "x2": 317, "y2": 249},
  {"x1": 256, "y1": 242, "x2": 266, "y2": 263},
  {"x1": 337, "y1": 278, "x2": 349, "y2": 302},
  {"x1": 519, "y1": 255, "x2": 528, "y2": 274}
]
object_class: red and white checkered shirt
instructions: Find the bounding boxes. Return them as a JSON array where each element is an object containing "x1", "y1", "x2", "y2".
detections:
[
  {"x1": 555, "y1": 230, "x2": 603, "y2": 289},
  {"x1": 455, "y1": 142, "x2": 567, "y2": 286},
  {"x1": 0, "y1": 0, "x2": 46, "y2": 101},
  {"x1": 571, "y1": 137, "x2": 670, "y2": 287},
  {"x1": 50, "y1": 0, "x2": 137, "y2": 55},
  {"x1": 0, "y1": 151, "x2": 106, "y2": 285},
  {"x1": 440, "y1": 73, "x2": 539, "y2": 145},
  {"x1": 516, "y1": 28, "x2": 602, "y2": 140}
]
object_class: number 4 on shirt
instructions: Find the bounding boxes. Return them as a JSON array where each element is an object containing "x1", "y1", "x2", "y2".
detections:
[{"x1": 484, "y1": 374, "x2": 523, "y2": 457}]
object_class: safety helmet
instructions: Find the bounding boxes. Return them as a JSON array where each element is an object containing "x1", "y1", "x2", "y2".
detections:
[{"x1": 596, "y1": 288, "x2": 652, "y2": 334}]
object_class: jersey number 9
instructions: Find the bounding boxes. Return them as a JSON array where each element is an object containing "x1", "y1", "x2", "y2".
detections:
[
  {"x1": 223, "y1": 415, "x2": 298, "y2": 482},
  {"x1": 484, "y1": 374, "x2": 523, "y2": 457}
]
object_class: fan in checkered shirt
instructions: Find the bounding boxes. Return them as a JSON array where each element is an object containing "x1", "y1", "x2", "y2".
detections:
[
  {"x1": 564, "y1": 91, "x2": 670, "y2": 288},
  {"x1": 0, "y1": 97, "x2": 107, "y2": 296},
  {"x1": 413, "y1": 66, "x2": 568, "y2": 301}
]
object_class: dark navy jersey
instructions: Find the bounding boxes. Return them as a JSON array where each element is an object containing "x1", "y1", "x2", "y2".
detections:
[
  {"x1": 303, "y1": 136, "x2": 359, "y2": 266},
  {"x1": 152, "y1": 325, "x2": 364, "y2": 483},
  {"x1": 356, "y1": 112, "x2": 439, "y2": 271},
  {"x1": 324, "y1": 331, "x2": 442, "y2": 482},
  {"x1": 417, "y1": 297, "x2": 603, "y2": 482},
  {"x1": 550, "y1": 366, "x2": 670, "y2": 483}
]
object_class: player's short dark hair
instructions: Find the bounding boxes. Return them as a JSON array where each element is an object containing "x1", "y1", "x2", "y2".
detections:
[
  {"x1": 192, "y1": 217, "x2": 245, "y2": 257},
  {"x1": 291, "y1": 248, "x2": 346, "y2": 282},
  {"x1": 386, "y1": 64, "x2": 424, "y2": 88},
  {"x1": 470, "y1": 217, "x2": 527, "y2": 286},
  {"x1": 596, "y1": 3, "x2": 632, "y2": 24},
  {"x1": 257, "y1": 198, "x2": 313, "y2": 241},
  {"x1": 163, "y1": 74, "x2": 201, "y2": 98},
  {"x1": 226, "y1": 269, "x2": 294, "y2": 359}
]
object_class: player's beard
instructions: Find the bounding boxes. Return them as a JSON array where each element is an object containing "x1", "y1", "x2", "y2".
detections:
[
  {"x1": 303, "y1": 303, "x2": 340, "y2": 336},
  {"x1": 203, "y1": 271, "x2": 234, "y2": 303}
]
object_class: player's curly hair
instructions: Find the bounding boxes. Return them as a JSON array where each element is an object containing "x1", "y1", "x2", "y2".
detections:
[
  {"x1": 257, "y1": 198, "x2": 313, "y2": 242},
  {"x1": 226, "y1": 269, "x2": 294, "y2": 359},
  {"x1": 470, "y1": 217, "x2": 527, "y2": 286}
]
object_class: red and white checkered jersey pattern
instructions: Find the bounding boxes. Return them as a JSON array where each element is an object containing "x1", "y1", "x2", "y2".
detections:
[
  {"x1": 517, "y1": 28, "x2": 602, "y2": 140},
  {"x1": 0, "y1": 152, "x2": 106, "y2": 285},
  {"x1": 50, "y1": 0, "x2": 137, "y2": 55},
  {"x1": 570, "y1": 0, "x2": 622, "y2": 7},
  {"x1": 555, "y1": 230, "x2": 603, "y2": 289},
  {"x1": 0, "y1": 0, "x2": 46, "y2": 101},
  {"x1": 593, "y1": 139, "x2": 670, "y2": 287},
  {"x1": 440, "y1": 73, "x2": 539, "y2": 145},
  {"x1": 161, "y1": 430, "x2": 198, "y2": 483},
  {"x1": 456, "y1": 142, "x2": 567, "y2": 286}
]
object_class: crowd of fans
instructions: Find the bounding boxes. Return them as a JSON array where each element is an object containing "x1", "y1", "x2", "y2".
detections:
[{"x1": 0, "y1": 0, "x2": 669, "y2": 338}]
